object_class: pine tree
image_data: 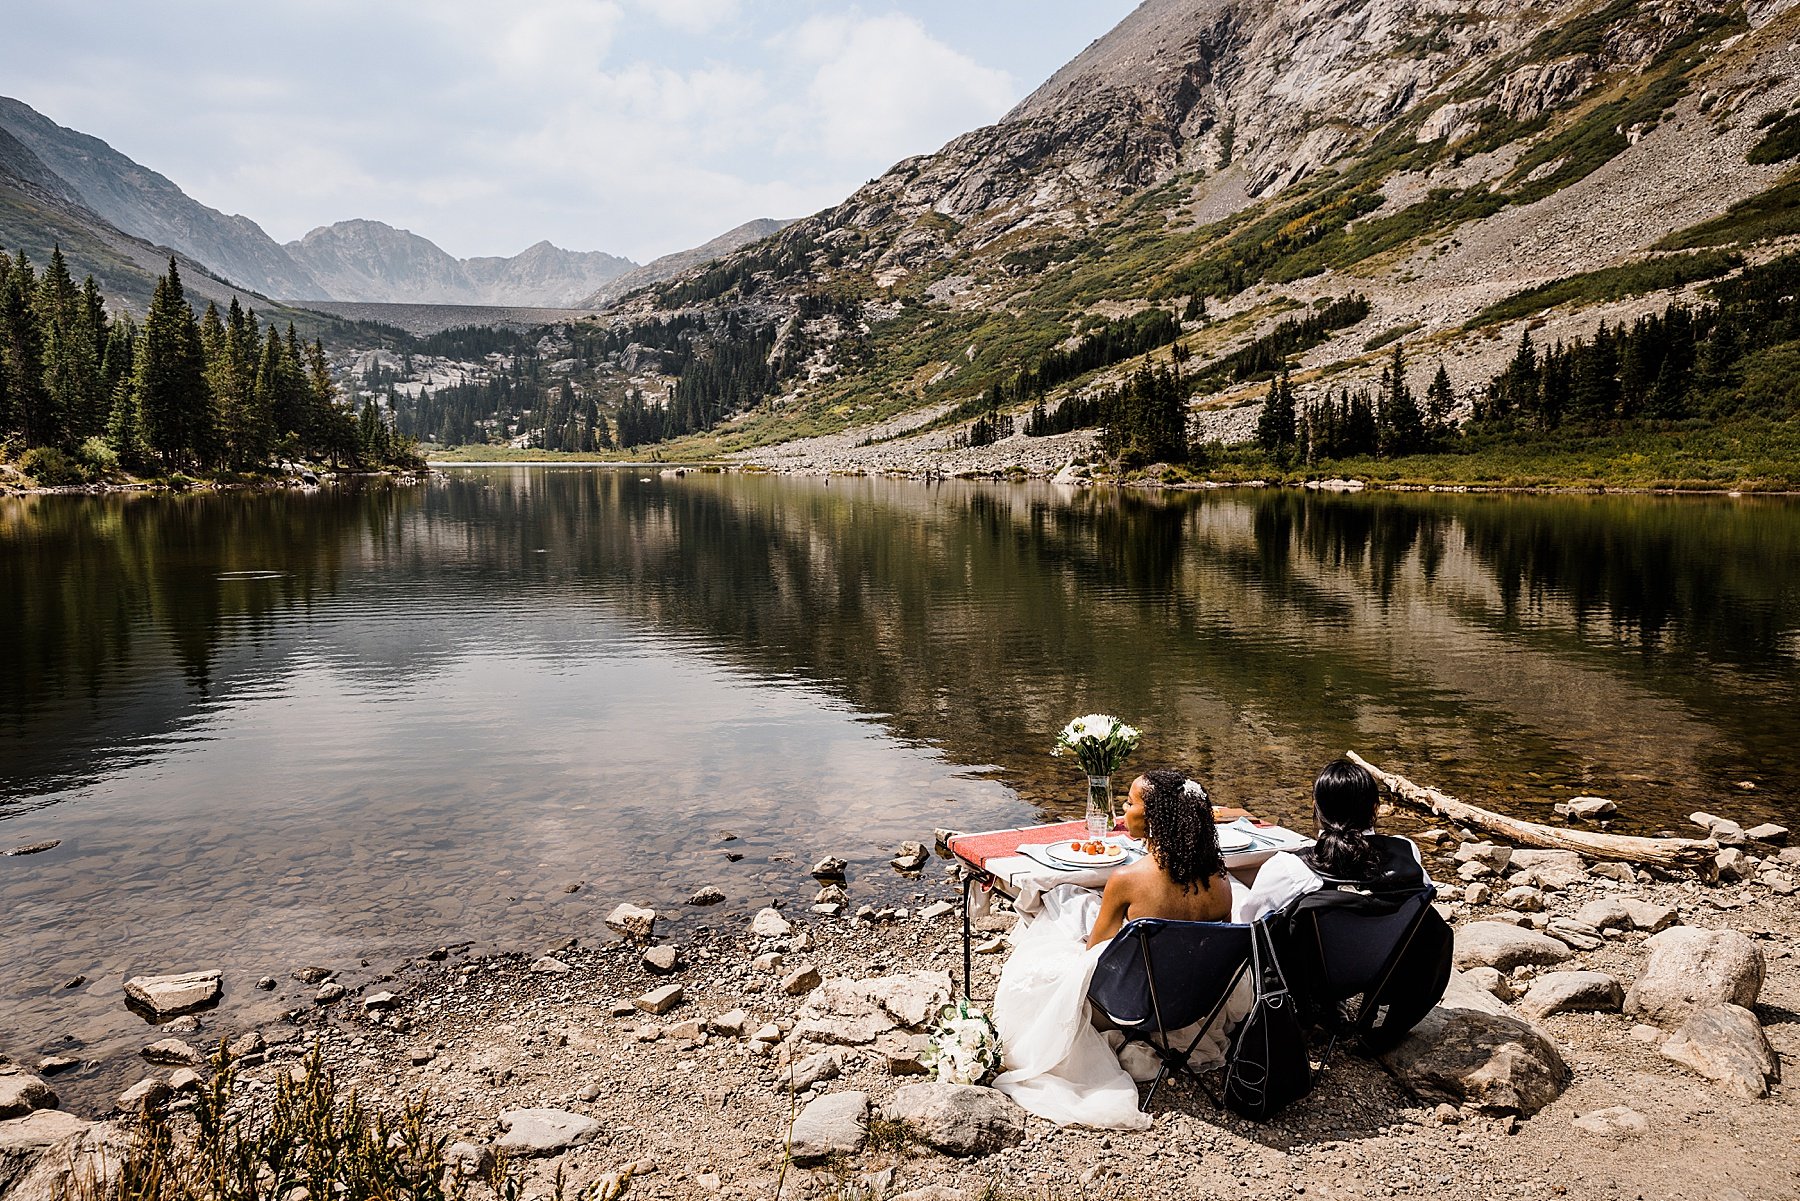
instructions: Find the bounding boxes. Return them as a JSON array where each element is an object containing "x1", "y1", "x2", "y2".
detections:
[
  {"x1": 1426, "y1": 363, "x2": 1455, "y2": 437},
  {"x1": 1380, "y1": 344, "x2": 1424, "y2": 455},
  {"x1": 1255, "y1": 370, "x2": 1297, "y2": 460},
  {"x1": 0, "y1": 250, "x2": 49, "y2": 446},
  {"x1": 134, "y1": 259, "x2": 210, "y2": 466}
]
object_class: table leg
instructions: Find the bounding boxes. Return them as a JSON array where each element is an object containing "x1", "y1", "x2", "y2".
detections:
[{"x1": 961, "y1": 871, "x2": 974, "y2": 1000}]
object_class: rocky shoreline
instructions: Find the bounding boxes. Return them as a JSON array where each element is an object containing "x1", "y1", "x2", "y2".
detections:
[{"x1": 3, "y1": 817, "x2": 1797, "y2": 1201}]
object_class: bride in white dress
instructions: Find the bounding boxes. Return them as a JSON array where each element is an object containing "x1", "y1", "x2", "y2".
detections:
[{"x1": 990, "y1": 771, "x2": 1252, "y2": 1129}]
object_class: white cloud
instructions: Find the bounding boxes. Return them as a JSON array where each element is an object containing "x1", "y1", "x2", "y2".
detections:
[
  {"x1": 780, "y1": 13, "x2": 1017, "y2": 162},
  {"x1": 630, "y1": 0, "x2": 740, "y2": 35}
]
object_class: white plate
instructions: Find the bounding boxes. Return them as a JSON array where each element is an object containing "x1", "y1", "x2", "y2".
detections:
[
  {"x1": 1043, "y1": 840, "x2": 1130, "y2": 867},
  {"x1": 1217, "y1": 827, "x2": 1256, "y2": 853}
]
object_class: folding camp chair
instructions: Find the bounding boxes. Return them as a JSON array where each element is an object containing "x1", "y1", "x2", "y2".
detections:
[
  {"x1": 1087, "y1": 917, "x2": 1253, "y2": 1110},
  {"x1": 1274, "y1": 884, "x2": 1448, "y2": 1065}
]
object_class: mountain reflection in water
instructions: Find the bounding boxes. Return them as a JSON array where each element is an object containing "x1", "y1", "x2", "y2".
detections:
[{"x1": 1, "y1": 470, "x2": 1796, "y2": 1106}]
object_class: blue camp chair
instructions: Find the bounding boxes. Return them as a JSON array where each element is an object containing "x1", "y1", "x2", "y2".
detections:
[{"x1": 1087, "y1": 917, "x2": 1253, "y2": 1109}]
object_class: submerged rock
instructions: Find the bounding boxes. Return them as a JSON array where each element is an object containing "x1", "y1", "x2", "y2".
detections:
[{"x1": 123, "y1": 971, "x2": 221, "y2": 1018}]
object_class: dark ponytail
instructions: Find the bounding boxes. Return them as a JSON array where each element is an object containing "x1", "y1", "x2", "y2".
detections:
[{"x1": 1304, "y1": 758, "x2": 1381, "y2": 881}]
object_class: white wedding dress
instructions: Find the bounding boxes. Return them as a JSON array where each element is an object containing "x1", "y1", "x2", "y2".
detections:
[{"x1": 990, "y1": 883, "x2": 1252, "y2": 1130}]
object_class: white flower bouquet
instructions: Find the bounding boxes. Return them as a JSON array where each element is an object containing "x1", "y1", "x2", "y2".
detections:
[
  {"x1": 1053, "y1": 713, "x2": 1141, "y2": 778},
  {"x1": 918, "y1": 999, "x2": 1003, "y2": 1086}
]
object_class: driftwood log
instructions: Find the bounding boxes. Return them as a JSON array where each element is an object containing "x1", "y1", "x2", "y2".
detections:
[{"x1": 1348, "y1": 751, "x2": 1718, "y2": 870}]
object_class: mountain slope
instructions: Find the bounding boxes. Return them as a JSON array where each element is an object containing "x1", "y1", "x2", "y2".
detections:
[
  {"x1": 578, "y1": 217, "x2": 794, "y2": 307},
  {"x1": 0, "y1": 95, "x2": 325, "y2": 299},
  {"x1": 599, "y1": 0, "x2": 1800, "y2": 462}
]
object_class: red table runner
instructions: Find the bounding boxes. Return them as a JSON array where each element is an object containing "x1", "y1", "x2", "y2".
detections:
[{"x1": 947, "y1": 820, "x2": 1121, "y2": 871}]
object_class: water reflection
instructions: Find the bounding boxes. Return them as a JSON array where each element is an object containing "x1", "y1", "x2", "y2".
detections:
[{"x1": 2, "y1": 472, "x2": 1797, "y2": 1109}]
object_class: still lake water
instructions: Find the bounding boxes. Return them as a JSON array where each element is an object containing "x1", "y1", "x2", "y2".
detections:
[{"x1": 3, "y1": 468, "x2": 1798, "y2": 1108}]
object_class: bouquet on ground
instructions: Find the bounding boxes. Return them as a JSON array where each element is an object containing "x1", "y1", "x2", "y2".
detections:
[
  {"x1": 1053, "y1": 713, "x2": 1141, "y2": 778},
  {"x1": 919, "y1": 998, "x2": 1003, "y2": 1086}
]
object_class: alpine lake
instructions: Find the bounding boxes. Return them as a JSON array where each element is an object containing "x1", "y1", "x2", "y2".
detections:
[{"x1": 3, "y1": 467, "x2": 1798, "y2": 1110}]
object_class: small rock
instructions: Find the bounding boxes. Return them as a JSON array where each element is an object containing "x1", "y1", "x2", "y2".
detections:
[
  {"x1": 918, "y1": 901, "x2": 956, "y2": 922},
  {"x1": 664, "y1": 1018, "x2": 704, "y2": 1042},
  {"x1": 876, "y1": 1032, "x2": 931, "y2": 1076},
  {"x1": 167, "y1": 1068, "x2": 202, "y2": 1093},
  {"x1": 811, "y1": 903, "x2": 844, "y2": 916},
  {"x1": 788, "y1": 1091, "x2": 868, "y2": 1162},
  {"x1": 141, "y1": 1039, "x2": 203, "y2": 1067},
  {"x1": 0, "y1": 1071, "x2": 57, "y2": 1118},
  {"x1": 496, "y1": 1109, "x2": 601, "y2": 1157},
  {"x1": 1744, "y1": 823, "x2": 1788, "y2": 846},
  {"x1": 1456, "y1": 861, "x2": 1493, "y2": 882},
  {"x1": 605, "y1": 904, "x2": 657, "y2": 940},
  {"x1": 1625, "y1": 927, "x2": 1764, "y2": 1026},
  {"x1": 1452, "y1": 922, "x2": 1574, "y2": 972},
  {"x1": 256, "y1": 977, "x2": 277, "y2": 991},
  {"x1": 576, "y1": 1082, "x2": 602, "y2": 1102},
  {"x1": 162, "y1": 1014, "x2": 201, "y2": 1034},
  {"x1": 687, "y1": 887, "x2": 725, "y2": 906},
  {"x1": 60, "y1": 975, "x2": 86, "y2": 990},
  {"x1": 783, "y1": 1050, "x2": 841, "y2": 1092},
  {"x1": 891, "y1": 842, "x2": 929, "y2": 872},
  {"x1": 707, "y1": 1009, "x2": 749, "y2": 1037},
  {"x1": 315, "y1": 982, "x2": 345, "y2": 1005},
  {"x1": 530, "y1": 957, "x2": 572, "y2": 975},
  {"x1": 1500, "y1": 886, "x2": 1545, "y2": 913},
  {"x1": 1517, "y1": 971, "x2": 1624, "y2": 1020},
  {"x1": 750, "y1": 909, "x2": 793, "y2": 939},
  {"x1": 810, "y1": 856, "x2": 848, "y2": 881},
  {"x1": 1622, "y1": 899, "x2": 1679, "y2": 932},
  {"x1": 634, "y1": 984, "x2": 684, "y2": 1015},
  {"x1": 814, "y1": 884, "x2": 848, "y2": 905},
  {"x1": 1461, "y1": 967, "x2": 1514, "y2": 1002},
  {"x1": 445, "y1": 1141, "x2": 495, "y2": 1178},
  {"x1": 1691, "y1": 812, "x2": 1747, "y2": 845},
  {"x1": 1629, "y1": 1024, "x2": 1662, "y2": 1043},
  {"x1": 117, "y1": 1079, "x2": 171, "y2": 1114},
  {"x1": 291, "y1": 966, "x2": 334, "y2": 985},
  {"x1": 1659, "y1": 1004, "x2": 1780, "y2": 1098},
  {"x1": 1507, "y1": 849, "x2": 1586, "y2": 889},
  {"x1": 123, "y1": 970, "x2": 222, "y2": 1018},
  {"x1": 643, "y1": 946, "x2": 681, "y2": 975},
  {"x1": 750, "y1": 1023, "x2": 781, "y2": 1043},
  {"x1": 1454, "y1": 842, "x2": 1513, "y2": 871},
  {"x1": 883, "y1": 1084, "x2": 1027, "y2": 1156},
  {"x1": 363, "y1": 991, "x2": 400, "y2": 1011},
  {"x1": 1714, "y1": 846, "x2": 1756, "y2": 883},
  {"x1": 2, "y1": 840, "x2": 60, "y2": 856},
  {"x1": 410, "y1": 1048, "x2": 435, "y2": 1065},
  {"x1": 1588, "y1": 862, "x2": 1635, "y2": 883},
  {"x1": 36, "y1": 1056, "x2": 79, "y2": 1077},
  {"x1": 1545, "y1": 919, "x2": 1603, "y2": 952},
  {"x1": 781, "y1": 966, "x2": 822, "y2": 995},
  {"x1": 1760, "y1": 869, "x2": 1797, "y2": 895},
  {"x1": 1573, "y1": 899, "x2": 1632, "y2": 931},
  {"x1": 1572, "y1": 1106, "x2": 1648, "y2": 1137},
  {"x1": 1464, "y1": 882, "x2": 1492, "y2": 905},
  {"x1": 751, "y1": 952, "x2": 784, "y2": 972},
  {"x1": 1563, "y1": 796, "x2": 1616, "y2": 820}
]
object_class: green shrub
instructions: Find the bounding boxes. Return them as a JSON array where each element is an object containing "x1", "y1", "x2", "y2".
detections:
[
  {"x1": 77, "y1": 436, "x2": 120, "y2": 476},
  {"x1": 19, "y1": 446, "x2": 87, "y2": 486},
  {"x1": 1465, "y1": 250, "x2": 1744, "y2": 328},
  {"x1": 1747, "y1": 110, "x2": 1800, "y2": 165}
]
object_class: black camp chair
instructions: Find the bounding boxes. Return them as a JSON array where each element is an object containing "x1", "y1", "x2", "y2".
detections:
[
  {"x1": 1087, "y1": 917, "x2": 1253, "y2": 1109},
  {"x1": 1274, "y1": 884, "x2": 1449, "y2": 1064}
]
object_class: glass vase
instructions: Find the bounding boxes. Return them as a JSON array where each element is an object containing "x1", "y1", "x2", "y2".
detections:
[{"x1": 1085, "y1": 774, "x2": 1112, "y2": 838}]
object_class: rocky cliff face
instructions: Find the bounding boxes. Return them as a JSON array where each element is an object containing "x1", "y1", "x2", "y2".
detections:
[
  {"x1": 615, "y1": 0, "x2": 1800, "y2": 437},
  {"x1": 578, "y1": 217, "x2": 794, "y2": 307}
]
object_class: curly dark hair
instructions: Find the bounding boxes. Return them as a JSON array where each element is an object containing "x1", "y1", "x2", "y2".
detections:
[{"x1": 1138, "y1": 768, "x2": 1224, "y2": 891}]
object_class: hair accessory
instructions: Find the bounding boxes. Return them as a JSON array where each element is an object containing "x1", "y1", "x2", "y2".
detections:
[{"x1": 1182, "y1": 778, "x2": 1210, "y2": 803}]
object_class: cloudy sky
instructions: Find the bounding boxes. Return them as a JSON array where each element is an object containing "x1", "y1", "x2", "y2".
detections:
[{"x1": 3, "y1": 1, "x2": 1138, "y2": 263}]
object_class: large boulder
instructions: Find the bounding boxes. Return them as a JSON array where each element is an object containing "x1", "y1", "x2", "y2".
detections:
[
  {"x1": 1517, "y1": 971, "x2": 1624, "y2": 1020},
  {"x1": 0, "y1": 1112, "x2": 120, "y2": 1201},
  {"x1": 1659, "y1": 1004, "x2": 1781, "y2": 1099},
  {"x1": 1451, "y1": 922, "x2": 1574, "y2": 972},
  {"x1": 787, "y1": 1091, "x2": 869, "y2": 1162},
  {"x1": 883, "y1": 1084, "x2": 1025, "y2": 1157},
  {"x1": 0, "y1": 1071, "x2": 56, "y2": 1121},
  {"x1": 1624, "y1": 927, "x2": 1763, "y2": 1027},
  {"x1": 123, "y1": 970, "x2": 221, "y2": 1018},
  {"x1": 495, "y1": 1109, "x2": 601, "y2": 1156},
  {"x1": 1380, "y1": 972, "x2": 1570, "y2": 1115},
  {"x1": 794, "y1": 972, "x2": 954, "y2": 1047}
]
